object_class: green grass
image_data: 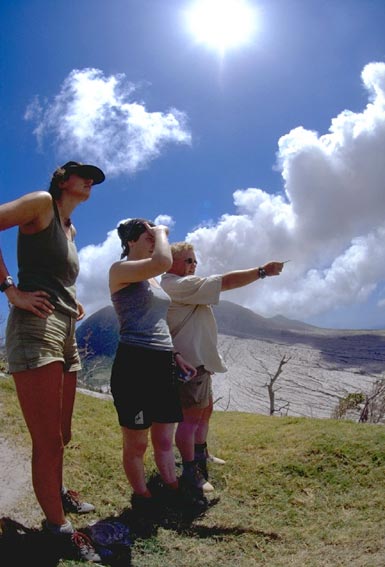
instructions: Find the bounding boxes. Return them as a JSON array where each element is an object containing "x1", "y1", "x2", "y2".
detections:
[{"x1": 1, "y1": 376, "x2": 385, "y2": 566}]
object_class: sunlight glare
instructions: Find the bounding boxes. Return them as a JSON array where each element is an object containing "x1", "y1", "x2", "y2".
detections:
[{"x1": 185, "y1": 0, "x2": 258, "y2": 53}]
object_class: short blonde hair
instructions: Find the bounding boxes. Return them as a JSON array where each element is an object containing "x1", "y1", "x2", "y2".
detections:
[{"x1": 170, "y1": 241, "x2": 194, "y2": 259}]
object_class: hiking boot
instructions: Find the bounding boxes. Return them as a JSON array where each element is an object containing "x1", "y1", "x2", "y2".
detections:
[
  {"x1": 70, "y1": 530, "x2": 102, "y2": 562},
  {"x1": 178, "y1": 475, "x2": 209, "y2": 511},
  {"x1": 207, "y1": 454, "x2": 226, "y2": 465},
  {"x1": 61, "y1": 488, "x2": 95, "y2": 514},
  {"x1": 181, "y1": 462, "x2": 214, "y2": 492},
  {"x1": 131, "y1": 493, "x2": 159, "y2": 516},
  {"x1": 130, "y1": 493, "x2": 160, "y2": 537}
]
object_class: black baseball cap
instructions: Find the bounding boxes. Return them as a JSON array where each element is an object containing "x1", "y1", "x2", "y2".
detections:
[{"x1": 60, "y1": 161, "x2": 105, "y2": 185}]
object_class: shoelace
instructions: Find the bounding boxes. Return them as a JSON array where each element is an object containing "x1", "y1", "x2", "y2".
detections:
[
  {"x1": 71, "y1": 530, "x2": 95, "y2": 552},
  {"x1": 65, "y1": 489, "x2": 81, "y2": 503}
]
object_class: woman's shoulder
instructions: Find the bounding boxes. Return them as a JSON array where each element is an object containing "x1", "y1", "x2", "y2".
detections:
[
  {"x1": 109, "y1": 259, "x2": 124, "y2": 274},
  {"x1": 21, "y1": 190, "x2": 52, "y2": 204},
  {"x1": 22, "y1": 191, "x2": 53, "y2": 225},
  {"x1": 18, "y1": 191, "x2": 53, "y2": 216},
  {"x1": 0, "y1": 191, "x2": 53, "y2": 231}
]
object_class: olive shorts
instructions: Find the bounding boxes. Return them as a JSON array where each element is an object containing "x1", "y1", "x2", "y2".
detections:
[
  {"x1": 6, "y1": 306, "x2": 81, "y2": 373},
  {"x1": 179, "y1": 366, "x2": 213, "y2": 409}
]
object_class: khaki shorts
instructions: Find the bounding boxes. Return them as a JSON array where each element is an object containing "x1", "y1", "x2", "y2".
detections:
[
  {"x1": 6, "y1": 307, "x2": 81, "y2": 373},
  {"x1": 178, "y1": 366, "x2": 213, "y2": 409}
]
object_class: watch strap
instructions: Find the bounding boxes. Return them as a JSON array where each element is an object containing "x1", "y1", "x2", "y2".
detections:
[{"x1": 0, "y1": 275, "x2": 14, "y2": 292}]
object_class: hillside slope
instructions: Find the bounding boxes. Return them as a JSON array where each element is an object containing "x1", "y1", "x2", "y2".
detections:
[{"x1": 1, "y1": 378, "x2": 385, "y2": 567}]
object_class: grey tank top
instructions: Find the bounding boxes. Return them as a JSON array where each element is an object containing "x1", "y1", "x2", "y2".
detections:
[
  {"x1": 17, "y1": 199, "x2": 79, "y2": 318},
  {"x1": 111, "y1": 280, "x2": 173, "y2": 351}
]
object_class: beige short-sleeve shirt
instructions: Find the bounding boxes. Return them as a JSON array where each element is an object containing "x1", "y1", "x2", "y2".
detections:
[{"x1": 160, "y1": 273, "x2": 227, "y2": 373}]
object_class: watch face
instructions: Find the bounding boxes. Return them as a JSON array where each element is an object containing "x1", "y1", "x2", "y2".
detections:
[{"x1": 0, "y1": 276, "x2": 14, "y2": 292}]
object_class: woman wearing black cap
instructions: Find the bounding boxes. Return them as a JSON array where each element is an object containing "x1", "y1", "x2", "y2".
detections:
[
  {"x1": 109, "y1": 218, "x2": 199, "y2": 521},
  {"x1": 0, "y1": 161, "x2": 105, "y2": 562}
]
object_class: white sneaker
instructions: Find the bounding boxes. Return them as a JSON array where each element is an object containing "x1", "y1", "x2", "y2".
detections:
[
  {"x1": 200, "y1": 479, "x2": 215, "y2": 492},
  {"x1": 182, "y1": 463, "x2": 215, "y2": 492},
  {"x1": 207, "y1": 454, "x2": 226, "y2": 465}
]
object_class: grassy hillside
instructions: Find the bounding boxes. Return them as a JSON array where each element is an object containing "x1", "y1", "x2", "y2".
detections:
[{"x1": 1, "y1": 377, "x2": 385, "y2": 566}]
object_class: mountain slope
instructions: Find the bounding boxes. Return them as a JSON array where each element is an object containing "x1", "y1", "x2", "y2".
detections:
[
  {"x1": 76, "y1": 304, "x2": 119, "y2": 357},
  {"x1": 76, "y1": 300, "x2": 316, "y2": 356},
  {"x1": 75, "y1": 302, "x2": 385, "y2": 419}
]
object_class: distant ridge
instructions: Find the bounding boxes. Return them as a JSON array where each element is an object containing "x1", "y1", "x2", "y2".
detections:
[
  {"x1": 268, "y1": 314, "x2": 320, "y2": 331},
  {"x1": 76, "y1": 300, "x2": 320, "y2": 357},
  {"x1": 213, "y1": 300, "x2": 317, "y2": 339}
]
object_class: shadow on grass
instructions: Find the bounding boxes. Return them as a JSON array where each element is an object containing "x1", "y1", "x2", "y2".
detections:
[
  {"x1": 0, "y1": 515, "x2": 132, "y2": 566},
  {"x1": 0, "y1": 474, "x2": 274, "y2": 565},
  {"x1": 124, "y1": 473, "x2": 279, "y2": 542},
  {"x1": 0, "y1": 517, "x2": 71, "y2": 567}
]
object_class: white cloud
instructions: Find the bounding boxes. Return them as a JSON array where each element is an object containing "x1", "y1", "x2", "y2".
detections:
[
  {"x1": 76, "y1": 228, "x2": 121, "y2": 317},
  {"x1": 76, "y1": 62, "x2": 385, "y2": 327},
  {"x1": 185, "y1": 61, "x2": 385, "y2": 321},
  {"x1": 154, "y1": 214, "x2": 175, "y2": 229},
  {"x1": 25, "y1": 68, "x2": 191, "y2": 176}
]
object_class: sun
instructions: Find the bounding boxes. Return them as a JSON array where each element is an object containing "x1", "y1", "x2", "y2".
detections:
[{"x1": 184, "y1": 0, "x2": 258, "y2": 53}]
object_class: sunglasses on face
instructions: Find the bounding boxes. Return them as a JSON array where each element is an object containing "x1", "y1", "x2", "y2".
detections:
[{"x1": 184, "y1": 258, "x2": 198, "y2": 265}]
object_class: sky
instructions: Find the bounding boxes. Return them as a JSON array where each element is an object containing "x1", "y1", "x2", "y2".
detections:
[{"x1": 1, "y1": 0, "x2": 385, "y2": 331}]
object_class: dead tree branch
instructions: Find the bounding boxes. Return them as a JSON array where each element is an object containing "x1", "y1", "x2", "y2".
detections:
[{"x1": 265, "y1": 355, "x2": 291, "y2": 415}]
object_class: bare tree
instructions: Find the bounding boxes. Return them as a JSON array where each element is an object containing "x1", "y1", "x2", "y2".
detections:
[
  {"x1": 233, "y1": 349, "x2": 291, "y2": 416},
  {"x1": 264, "y1": 355, "x2": 291, "y2": 415},
  {"x1": 213, "y1": 388, "x2": 232, "y2": 411}
]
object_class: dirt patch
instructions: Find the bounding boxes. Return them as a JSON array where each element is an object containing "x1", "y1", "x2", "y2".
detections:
[{"x1": 0, "y1": 436, "x2": 42, "y2": 527}]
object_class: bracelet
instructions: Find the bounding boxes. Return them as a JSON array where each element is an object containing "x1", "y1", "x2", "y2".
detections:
[
  {"x1": 258, "y1": 267, "x2": 267, "y2": 279},
  {"x1": 173, "y1": 351, "x2": 181, "y2": 357}
]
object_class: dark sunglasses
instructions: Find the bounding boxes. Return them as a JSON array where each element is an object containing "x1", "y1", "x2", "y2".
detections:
[{"x1": 184, "y1": 258, "x2": 198, "y2": 265}]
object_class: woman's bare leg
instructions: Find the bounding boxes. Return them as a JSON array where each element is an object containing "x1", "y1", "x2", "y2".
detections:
[
  {"x1": 121, "y1": 426, "x2": 149, "y2": 495},
  {"x1": 151, "y1": 423, "x2": 177, "y2": 485},
  {"x1": 13, "y1": 361, "x2": 67, "y2": 526}
]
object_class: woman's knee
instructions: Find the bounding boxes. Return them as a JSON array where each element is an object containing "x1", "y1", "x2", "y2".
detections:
[
  {"x1": 32, "y1": 435, "x2": 64, "y2": 463},
  {"x1": 152, "y1": 426, "x2": 174, "y2": 452},
  {"x1": 123, "y1": 430, "x2": 148, "y2": 458},
  {"x1": 154, "y1": 435, "x2": 173, "y2": 453}
]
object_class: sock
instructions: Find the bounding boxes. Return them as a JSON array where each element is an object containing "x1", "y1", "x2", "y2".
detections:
[
  {"x1": 44, "y1": 519, "x2": 74, "y2": 535},
  {"x1": 182, "y1": 460, "x2": 196, "y2": 476},
  {"x1": 194, "y1": 445, "x2": 209, "y2": 480},
  {"x1": 194, "y1": 443, "x2": 208, "y2": 459}
]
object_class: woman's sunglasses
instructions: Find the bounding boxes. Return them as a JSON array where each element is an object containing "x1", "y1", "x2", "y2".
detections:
[{"x1": 184, "y1": 258, "x2": 198, "y2": 265}]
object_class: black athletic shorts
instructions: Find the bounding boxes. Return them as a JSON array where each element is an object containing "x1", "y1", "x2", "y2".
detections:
[{"x1": 110, "y1": 342, "x2": 183, "y2": 429}]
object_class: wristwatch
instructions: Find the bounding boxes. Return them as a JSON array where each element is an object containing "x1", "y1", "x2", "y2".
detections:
[
  {"x1": 0, "y1": 275, "x2": 14, "y2": 292},
  {"x1": 258, "y1": 267, "x2": 267, "y2": 279}
]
